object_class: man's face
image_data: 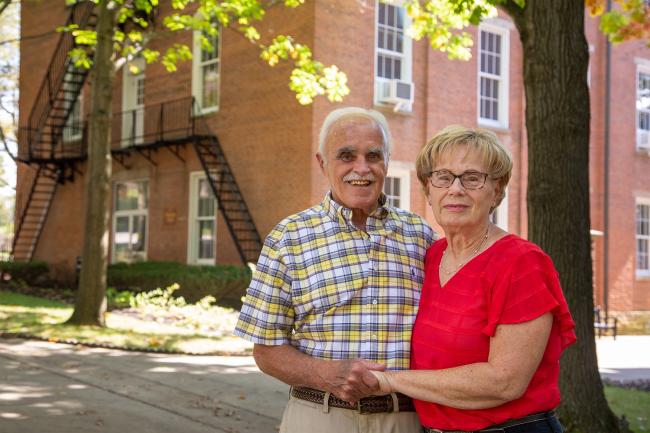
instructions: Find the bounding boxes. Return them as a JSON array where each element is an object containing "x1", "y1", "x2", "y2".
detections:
[{"x1": 317, "y1": 117, "x2": 388, "y2": 217}]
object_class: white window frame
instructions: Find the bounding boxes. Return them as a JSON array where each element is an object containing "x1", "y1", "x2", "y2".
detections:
[
  {"x1": 636, "y1": 63, "x2": 650, "y2": 152},
  {"x1": 477, "y1": 22, "x2": 510, "y2": 129},
  {"x1": 187, "y1": 172, "x2": 218, "y2": 265},
  {"x1": 384, "y1": 164, "x2": 411, "y2": 211},
  {"x1": 112, "y1": 180, "x2": 149, "y2": 264},
  {"x1": 490, "y1": 187, "x2": 508, "y2": 231},
  {"x1": 192, "y1": 20, "x2": 221, "y2": 115},
  {"x1": 374, "y1": 0, "x2": 413, "y2": 111},
  {"x1": 636, "y1": 197, "x2": 650, "y2": 278}
]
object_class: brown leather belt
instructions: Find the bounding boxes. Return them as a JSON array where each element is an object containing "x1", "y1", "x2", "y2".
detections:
[
  {"x1": 423, "y1": 410, "x2": 557, "y2": 433},
  {"x1": 291, "y1": 386, "x2": 415, "y2": 414}
]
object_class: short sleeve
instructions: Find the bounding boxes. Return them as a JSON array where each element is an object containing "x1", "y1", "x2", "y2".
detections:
[
  {"x1": 482, "y1": 249, "x2": 576, "y2": 349},
  {"x1": 234, "y1": 228, "x2": 295, "y2": 345}
]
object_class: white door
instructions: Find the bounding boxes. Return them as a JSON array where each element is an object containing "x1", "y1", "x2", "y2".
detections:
[{"x1": 122, "y1": 59, "x2": 145, "y2": 147}]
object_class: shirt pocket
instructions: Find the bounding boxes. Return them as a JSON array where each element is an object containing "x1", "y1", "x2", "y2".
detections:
[{"x1": 292, "y1": 266, "x2": 365, "y2": 317}]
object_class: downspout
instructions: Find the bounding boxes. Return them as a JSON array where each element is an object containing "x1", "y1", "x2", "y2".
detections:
[{"x1": 603, "y1": 0, "x2": 612, "y2": 316}]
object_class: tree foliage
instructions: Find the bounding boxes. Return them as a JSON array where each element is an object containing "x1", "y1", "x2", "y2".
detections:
[
  {"x1": 589, "y1": 0, "x2": 650, "y2": 43},
  {"x1": 62, "y1": 0, "x2": 349, "y2": 105}
]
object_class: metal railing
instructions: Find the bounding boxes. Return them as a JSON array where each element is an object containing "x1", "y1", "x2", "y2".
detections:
[
  {"x1": 24, "y1": 2, "x2": 95, "y2": 158},
  {"x1": 111, "y1": 96, "x2": 196, "y2": 150}
]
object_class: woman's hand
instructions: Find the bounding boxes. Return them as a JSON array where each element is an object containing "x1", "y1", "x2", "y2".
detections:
[{"x1": 370, "y1": 371, "x2": 394, "y2": 395}]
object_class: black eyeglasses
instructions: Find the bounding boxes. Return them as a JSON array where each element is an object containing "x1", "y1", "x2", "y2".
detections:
[{"x1": 429, "y1": 170, "x2": 489, "y2": 190}]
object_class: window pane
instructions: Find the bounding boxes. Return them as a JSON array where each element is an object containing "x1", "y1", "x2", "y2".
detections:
[
  {"x1": 202, "y1": 33, "x2": 219, "y2": 62},
  {"x1": 114, "y1": 216, "x2": 130, "y2": 262},
  {"x1": 378, "y1": 28, "x2": 385, "y2": 49},
  {"x1": 386, "y1": 29, "x2": 394, "y2": 51},
  {"x1": 116, "y1": 182, "x2": 147, "y2": 211},
  {"x1": 378, "y1": 2, "x2": 385, "y2": 25},
  {"x1": 387, "y1": 5, "x2": 394, "y2": 27},
  {"x1": 396, "y1": 6, "x2": 404, "y2": 29},
  {"x1": 394, "y1": 59, "x2": 402, "y2": 80},
  {"x1": 202, "y1": 63, "x2": 219, "y2": 109},
  {"x1": 198, "y1": 179, "x2": 216, "y2": 217},
  {"x1": 136, "y1": 77, "x2": 145, "y2": 106},
  {"x1": 377, "y1": 54, "x2": 384, "y2": 77},
  {"x1": 198, "y1": 220, "x2": 215, "y2": 259},
  {"x1": 132, "y1": 215, "x2": 146, "y2": 252}
]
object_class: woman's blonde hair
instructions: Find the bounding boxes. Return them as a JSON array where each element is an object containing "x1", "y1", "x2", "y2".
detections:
[{"x1": 415, "y1": 125, "x2": 513, "y2": 208}]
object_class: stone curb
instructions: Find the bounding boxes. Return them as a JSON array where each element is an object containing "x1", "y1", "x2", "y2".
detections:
[{"x1": 0, "y1": 332, "x2": 252, "y2": 357}]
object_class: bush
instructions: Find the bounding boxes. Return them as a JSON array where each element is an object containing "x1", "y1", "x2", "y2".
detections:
[
  {"x1": 107, "y1": 261, "x2": 251, "y2": 308},
  {"x1": 0, "y1": 261, "x2": 50, "y2": 286}
]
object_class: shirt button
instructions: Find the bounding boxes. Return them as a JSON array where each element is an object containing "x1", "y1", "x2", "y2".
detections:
[
  {"x1": 372, "y1": 334, "x2": 378, "y2": 340},
  {"x1": 372, "y1": 299, "x2": 378, "y2": 305}
]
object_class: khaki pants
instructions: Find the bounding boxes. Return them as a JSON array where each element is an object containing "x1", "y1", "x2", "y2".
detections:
[{"x1": 279, "y1": 395, "x2": 422, "y2": 433}]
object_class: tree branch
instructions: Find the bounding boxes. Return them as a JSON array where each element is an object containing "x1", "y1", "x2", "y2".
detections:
[
  {"x1": 498, "y1": 0, "x2": 525, "y2": 24},
  {"x1": 0, "y1": 0, "x2": 12, "y2": 17},
  {"x1": 0, "y1": 30, "x2": 58, "y2": 47}
]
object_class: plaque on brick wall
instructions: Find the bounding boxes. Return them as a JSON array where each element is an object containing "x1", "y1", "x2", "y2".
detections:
[{"x1": 163, "y1": 208, "x2": 177, "y2": 225}]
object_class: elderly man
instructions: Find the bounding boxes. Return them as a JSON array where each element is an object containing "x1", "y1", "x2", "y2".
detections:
[{"x1": 234, "y1": 107, "x2": 434, "y2": 433}]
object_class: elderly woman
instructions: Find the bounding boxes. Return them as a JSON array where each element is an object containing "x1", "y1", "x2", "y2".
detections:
[{"x1": 371, "y1": 126, "x2": 576, "y2": 433}]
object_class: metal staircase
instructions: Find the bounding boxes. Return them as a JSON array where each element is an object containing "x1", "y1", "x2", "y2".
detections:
[
  {"x1": 12, "y1": 165, "x2": 61, "y2": 262},
  {"x1": 12, "y1": 2, "x2": 94, "y2": 261},
  {"x1": 21, "y1": 2, "x2": 95, "y2": 162},
  {"x1": 193, "y1": 135, "x2": 262, "y2": 264},
  {"x1": 13, "y1": 1, "x2": 263, "y2": 264}
]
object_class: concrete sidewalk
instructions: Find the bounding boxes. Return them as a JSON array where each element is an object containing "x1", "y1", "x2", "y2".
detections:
[
  {"x1": 0, "y1": 338, "x2": 289, "y2": 433},
  {"x1": 596, "y1": 335, "x2": 650, "y2": 382},
  {"x1": 1, "y1": 336, "x2": 648, "y2": 433}
]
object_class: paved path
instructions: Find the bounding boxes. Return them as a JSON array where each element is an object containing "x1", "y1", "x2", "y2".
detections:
[
  {"x1": 596, "y1": 335, "x2": 650, "y2": 382},
  {"x1": 1, "y1": 336, "x2": 648, "y2": 433},
  {"x1": 0, "y1": 338, "x2": 288, "y2": 433}
]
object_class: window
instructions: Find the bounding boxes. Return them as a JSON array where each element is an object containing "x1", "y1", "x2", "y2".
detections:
[
  {"x1": 112, "y1": 181, "x2": 148, "y2": 263},
  {"x1": 637, "y1": 69, "x2": 650, "y2": 151},
  {"x1": 478, "y1": 24, "x2": 509, "y2": 128},
  {"x1": 188, "y1": 172, "x2": 217, "y2": 264},
  {"x1": 383, "y1": 166, "x2": 411, "y2": 211},
  {"x1": 375, "y1": 1, "x2": 412, "y2": 110},
  {"x1": 192, "y1": 25, "x2": 220, "y2": 114},
  {"x1": 637, "y1": 200, "x2": 650, "y2": 277},
  {"x1": 62, "y1": 70, "x2": 82, "y2": 142},
  {"x1": 63, "y1": 95, "x2": 82, "y2": 142}
]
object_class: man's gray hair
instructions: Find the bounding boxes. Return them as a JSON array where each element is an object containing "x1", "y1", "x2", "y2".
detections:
[{"x1": 318, "y1": 107, "x2": 392, "y2": 162}]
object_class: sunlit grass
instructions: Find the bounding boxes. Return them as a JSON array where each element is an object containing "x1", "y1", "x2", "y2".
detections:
[
  {"x1": 0, "y1": 290, "x2": 252, "y2": 355},
  {"x1": 605, "y1": 385, "x2": 650, "y2": 433}
]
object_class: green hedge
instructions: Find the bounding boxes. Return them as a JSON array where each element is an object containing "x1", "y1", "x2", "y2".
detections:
[
  {"x1": 107, "y1": 261, "x2": 251, "y2": 308},
  {"x1": 0, "y1": 261, "x2": 50, "y2": 286}
]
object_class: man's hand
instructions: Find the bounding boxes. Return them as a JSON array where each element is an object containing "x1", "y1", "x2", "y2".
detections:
[{"x1": 319, "y1": 359, "x2": 386, "y2": 404}]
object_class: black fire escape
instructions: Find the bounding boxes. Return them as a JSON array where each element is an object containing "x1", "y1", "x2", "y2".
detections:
[{"x1": 13, "y1": 2, "x2": 262, "y2": 264}]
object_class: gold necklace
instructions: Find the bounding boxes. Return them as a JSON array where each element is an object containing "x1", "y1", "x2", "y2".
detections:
[{"x1": 440, "y1": 226, "x2": 490, "y2": 277}]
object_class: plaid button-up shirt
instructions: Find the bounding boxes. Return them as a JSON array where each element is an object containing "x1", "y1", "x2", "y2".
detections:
[{"x1": 234, "y1": 193, "x2": 434, "y2": 370}]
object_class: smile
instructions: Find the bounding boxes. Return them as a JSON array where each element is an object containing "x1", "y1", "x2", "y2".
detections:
[{"x1": 347, "y1": 180, "x2": 372, "y2": 186}]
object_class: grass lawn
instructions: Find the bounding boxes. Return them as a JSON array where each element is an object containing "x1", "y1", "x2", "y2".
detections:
[
  {"x1": 0, "y1": 290, "x2": 252, "y2": 355},
  {"x1": 605, "y1": 385, "x2": 650, "y2": 433}
]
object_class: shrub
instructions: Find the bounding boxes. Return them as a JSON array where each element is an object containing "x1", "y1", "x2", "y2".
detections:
[
  {"x1": 0, "y1": 261, "x2": 50, "y2": 286},
  {"x1": 107, "y1": 261, "x2": 251, "y2": 308}
]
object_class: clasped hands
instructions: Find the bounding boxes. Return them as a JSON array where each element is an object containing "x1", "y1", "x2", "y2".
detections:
[{"x1": 320, "y1": 358, "x2": 395, "y2": 404}]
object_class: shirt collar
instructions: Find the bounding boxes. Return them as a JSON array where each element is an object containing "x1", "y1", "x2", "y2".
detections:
[{"x1": 322, "y1": 191, "x2": 389, "y2": 229}]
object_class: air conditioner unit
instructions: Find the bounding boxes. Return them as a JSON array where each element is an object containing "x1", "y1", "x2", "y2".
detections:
[
  {"x1": 379, "y1": 79, "x2": 414, "y2": 105},
  {"x1": 638, "y1": 130, "x2": 650, "y2": 153}
]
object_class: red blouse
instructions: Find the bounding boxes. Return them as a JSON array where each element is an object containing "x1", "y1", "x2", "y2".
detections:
[{"x1": 411, "y1": 235, "x2": 576, "y2": 430}]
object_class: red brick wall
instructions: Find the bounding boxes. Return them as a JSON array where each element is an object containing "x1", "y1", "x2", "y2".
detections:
[{"x1": 17, "y1": 2, "x2": 650, "y2": 311}]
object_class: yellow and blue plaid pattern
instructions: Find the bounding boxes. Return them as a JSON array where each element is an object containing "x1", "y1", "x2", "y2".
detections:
[{"x1": 234, "y1": 193, "x2": 434, "y2": 370}]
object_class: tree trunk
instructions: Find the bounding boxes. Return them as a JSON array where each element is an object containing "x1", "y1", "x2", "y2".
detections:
[
  {"x1": 504, "y1": 1, "x2": 620, "y2": 432},
  {"x1": 67, "y1": 1, "x2": 116, "y2": 326}
]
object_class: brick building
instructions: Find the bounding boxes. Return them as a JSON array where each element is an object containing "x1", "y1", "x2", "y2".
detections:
[{"x1": 15, "y1": 1, "x2": 650, "y2": 311}]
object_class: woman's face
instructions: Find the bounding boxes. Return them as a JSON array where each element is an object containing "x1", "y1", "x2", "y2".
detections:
[{"x1": 427, "y1": 145, "x2": 500, "y2": 233}]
